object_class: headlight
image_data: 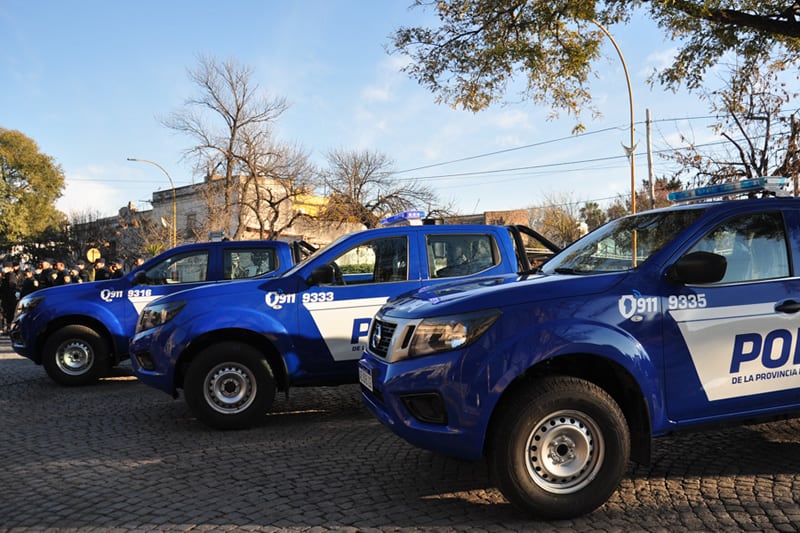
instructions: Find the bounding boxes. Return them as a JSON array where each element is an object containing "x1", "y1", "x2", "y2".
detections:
[
  {"x1": 15, "y1": 295, "x2": 44, "y2": 318},
  {"x1": 409, "y1": 309, "x2": 501, "y2": 358},
  {"x1": 136, "y1": 300, "x2": 186, "y2": 333}
]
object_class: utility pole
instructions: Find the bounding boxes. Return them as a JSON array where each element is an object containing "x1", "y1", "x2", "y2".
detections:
[{"x1": 647, "y1": 109, "x2": 655, "y2": 209}]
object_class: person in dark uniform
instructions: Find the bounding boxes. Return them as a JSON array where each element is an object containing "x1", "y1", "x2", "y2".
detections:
[
  {"x1": 53, "y1": 260, "x2": 69, "y2": 286},
  {"x1": 93, "y1": 258, "x2": 111, "y2": 281},
  {"x1": 75, "y1": 259, "x2": 91, "y2": 283},
  {"x1": 110, "y1": 258, "x2": 125, "y2": 279},
  {"x1": 1, "y1": 261, "x2": 20, "y2": 333},
  {"x1": 38, "y1": 258, "x2": 57, "y2": 288},
  {"x1": 19, "y1": 268, "x2": 39, "y2": 297}
]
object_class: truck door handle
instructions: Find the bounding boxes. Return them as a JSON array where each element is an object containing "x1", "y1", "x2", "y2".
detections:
[{"x1": 775, "y1": 300, "x2": 800, "y2": 313}]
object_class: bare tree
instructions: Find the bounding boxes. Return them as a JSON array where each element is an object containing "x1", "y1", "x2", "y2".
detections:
[
  {"x1": 115, "y1": 203, "x2": 169, "y2": 262},
  {"x1": 67, "y1": 209, "x2": 120, "y2": 263},
  {"x1": 162, "y1": 55, "x2": 291, "y2": 239},
  {"x1": 320, "y1": 149, "x2": 440, "y2": 228},
  {"x1": 68, "y1": 206, "x2": 168, "y2": 266},
  {"x1": 666, "y1": 64, "x2": 800, "y2": 189},
  {"x1": 236, "y1": 128, "x2": 317, "y2": 239},
  {"x1": 529, "y1": 192, "x2": 583, "y2": 247},
  {"x1": 603, "y1": 177, "x2": 683, "y2": 221}
]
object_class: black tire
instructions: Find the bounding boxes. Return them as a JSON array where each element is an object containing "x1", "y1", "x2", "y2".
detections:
[
  {"x1": 488, "y1": 376, "x2": 630, "y2": 519},
  {"x1": 184, "y1": 342, "x2": 276, "y2": 430},
  {"x1": 42, "y1": 325, "x2": 110, "y2": 386}
]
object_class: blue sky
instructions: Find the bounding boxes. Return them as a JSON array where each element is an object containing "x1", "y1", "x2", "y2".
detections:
[{"x1": 1, "y1": 1, "x2": 718, "y2": 218}]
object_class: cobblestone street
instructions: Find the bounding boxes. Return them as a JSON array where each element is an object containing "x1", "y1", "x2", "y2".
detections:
[{"x1": 1, "y1": 336, "x2": 799, "y2": 532}]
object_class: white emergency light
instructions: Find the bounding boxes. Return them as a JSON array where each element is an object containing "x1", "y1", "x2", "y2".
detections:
[
  {"x1": 380, "y1": 210, "x2": 426, "y2": 226},
  {"x1": 668, "y1": 177, "x2": 791, "y2": 203}
]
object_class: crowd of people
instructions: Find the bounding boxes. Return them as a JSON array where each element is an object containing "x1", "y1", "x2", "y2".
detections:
[{"x1": 0, "y1": 257, "x2": 129, "y2": 333}]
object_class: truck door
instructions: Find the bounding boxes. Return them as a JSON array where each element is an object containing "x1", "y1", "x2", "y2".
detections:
[
  {"x1": 293, "y1": 230, "x2": 509, "y2": 379},
  {"x1": 127, "y1": 250, "x2": 213, "y2": 316},
  {"x1": 662, "y1": 210, "x2": 800, "y2": 422},
  {"x1": 296, "y1": 234, "x2": 421, "y2": 376}
]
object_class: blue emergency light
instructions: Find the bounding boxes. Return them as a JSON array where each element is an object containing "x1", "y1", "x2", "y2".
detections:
[
  {"x1": 380, "y1": 210, "x2": 426, "y2": 226},
  {"x1": 668, "y1": 177, "x2": 790, "y2": 202}
]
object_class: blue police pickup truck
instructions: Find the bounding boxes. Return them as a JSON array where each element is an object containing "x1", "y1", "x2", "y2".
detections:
[
  {"x1": 11, "y1": 239, "x2": 311, "y2": 386},
  {"x1": 130, "y1": 217, "x2": 559, "y2": 430},
  {"x1": 360, "y1": 178, "x2": 800, "y2": 519}
]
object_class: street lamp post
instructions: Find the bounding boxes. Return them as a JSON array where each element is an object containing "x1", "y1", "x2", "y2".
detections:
[
  {"x1": 591, "y1": 19, "x2": 636, "y2": 215},
  {"x1": 127, "y1": 158, "x2": 177, "y2": 248}
]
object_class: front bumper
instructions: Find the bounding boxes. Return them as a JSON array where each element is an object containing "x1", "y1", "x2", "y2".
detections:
[
  {"x1": 358, "y1": 350, "x2": 487, "y2": 461},
  {"x1": 9, "y1": 316, "x2": 38, "y2": 362},
  {"x1": 129, "y1": 328, "x2": 179, "y2": 396}
]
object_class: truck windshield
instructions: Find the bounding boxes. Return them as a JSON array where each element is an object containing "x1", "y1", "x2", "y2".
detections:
[{"x1": 542, "y1": 207, "x2": 706, "y2": 274}]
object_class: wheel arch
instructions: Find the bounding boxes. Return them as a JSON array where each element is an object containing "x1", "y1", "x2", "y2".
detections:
[
  {"x1": 38, "y1": 315, "x2": 116, "y2": 364},
  {"x1": 174, "y1": 328, "x2": 289, "y2": 393},
  {"x1": 486, "y1": 353, "x2": 652, "y2": 465}
]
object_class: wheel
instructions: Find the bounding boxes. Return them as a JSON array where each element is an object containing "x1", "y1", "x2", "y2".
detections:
[
  {"x1": 42, "y1": 325, "x2": 110, "y2": 386},
  {"x1": 184, "y1": 342, "x2": 276, "y2": 430},
  {"x1": 488, "y1": 376, "x2": 630, "y2": 519}
]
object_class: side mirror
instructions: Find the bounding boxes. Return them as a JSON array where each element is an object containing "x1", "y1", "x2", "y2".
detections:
[
  {"x1": 666, "y1": 251, "x2": 727, "y2": 284},
  {"x1": 307, "y1": 265, "x2": 335, "y2": 286},
  {"x1": 133, "y1": 270, "x2": 148, "y2": 285}
]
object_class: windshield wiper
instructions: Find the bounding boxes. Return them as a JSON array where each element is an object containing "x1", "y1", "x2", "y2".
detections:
[{"x1": 554, "y1": 267, "x2": 580, "y2": 275}]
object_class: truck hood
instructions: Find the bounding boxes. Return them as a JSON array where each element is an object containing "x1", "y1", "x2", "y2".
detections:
[
  {"x1": 30, "y1": 278, "x2": 121, "y2": 300},
  {"x1": 379, "y1": 271, "x2": 626, "y2": 319}
]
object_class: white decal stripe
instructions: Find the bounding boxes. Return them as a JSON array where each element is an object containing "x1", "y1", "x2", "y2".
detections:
[
  {"x1": 670, "y1": 303, "x2": 774, "y2": 322},
  {"x1": 672, "y1": 302, "x2": 800, "y2": 401},
  {"x1": 305, "y1": 297, "x2": 389, "y2": 361},
  {"x1": 303, "y1": 297, "x2": 389, "y2": 311},
  {"x1": 130, "y1": 296, "x2": 160, "y2": 315}
]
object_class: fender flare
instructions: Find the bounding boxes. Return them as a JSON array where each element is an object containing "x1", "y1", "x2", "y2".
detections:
[
  {"x1": 472, "y1": 319, "x2": 661, "y2": 461},
  {"x1": 170, "y1": 307, "x2": 295, "y2": 389}
]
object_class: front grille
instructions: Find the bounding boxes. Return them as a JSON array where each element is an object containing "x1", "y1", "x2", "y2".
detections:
[{"x1": 368, "y1": 319, "x2": 396, "y2": 358}]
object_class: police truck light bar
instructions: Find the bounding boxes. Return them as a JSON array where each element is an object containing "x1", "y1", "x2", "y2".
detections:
[
  {"x1": 380, "y1": 210, "x2": 426, "y2": 226},
  {"x1": 668, "y1": 177, "x2": 790, "y2": 203}
]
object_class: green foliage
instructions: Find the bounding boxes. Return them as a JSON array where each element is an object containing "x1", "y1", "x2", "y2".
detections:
[
  {"x1": 340, "y1": 263, "x2": 373, "y2": 274},
  {"x1": 0, "y1": 128, "x2": 66, "y2": 246},
  {"x1": 393, "y1": 1, "x2": 800, "y2": 123},
  {"x1": 580, "y1": 201, "x2": 607, "y2": 231},
  {"x1": 648, "y1": 1, "x2": 800, "y2": 91}
]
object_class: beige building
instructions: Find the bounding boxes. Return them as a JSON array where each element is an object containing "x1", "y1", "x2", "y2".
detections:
[
  {"x1": 148, "y1": 174, "x2": 362, "y2": 248},
  {"x1": 73, "y1": 175, "x2": 362, "y2": 264},
  {"x1": 75, "y1": 175, "x2": 530, "y2": 264}
]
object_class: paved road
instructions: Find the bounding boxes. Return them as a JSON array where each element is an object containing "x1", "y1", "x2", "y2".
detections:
[{"x1": 1, "y1": 336, "x2": 799, "y2": 532}]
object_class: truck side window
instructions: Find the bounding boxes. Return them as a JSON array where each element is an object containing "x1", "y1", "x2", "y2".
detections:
[
  {"x1": 223, "y1": 249, "x2": 278, "y2": 279},
  {"x1": 142, "y1": 251, "x2": 209, "y2": 285},
  {"x1": 686, "y1": 212, "x2": 789, "y2": 283},
  {"x1": 327, "y1": 237, "x2": 408, "y2": 285},
  {"x1": 427, "y1": 234, "x2": 497, "y2": 278}
]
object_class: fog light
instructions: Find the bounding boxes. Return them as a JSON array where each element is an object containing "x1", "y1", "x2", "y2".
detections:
[
  {"x1": 401, "y1": 393, "x2": 447, "y2": 425},
  {"x1": 134, "y1": 351, "x2": 155, "y2": 371}
]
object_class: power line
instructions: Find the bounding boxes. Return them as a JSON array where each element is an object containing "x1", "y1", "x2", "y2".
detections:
[
  {"x1": 395, "y1": 138, "x2": 738, "y2": 183},
  {"x1": 393, "y1": 115, "x2": 718, "y2": 174},
  {"x1": 64, "y1": 113, "x2": 789, "y2": 189}
]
